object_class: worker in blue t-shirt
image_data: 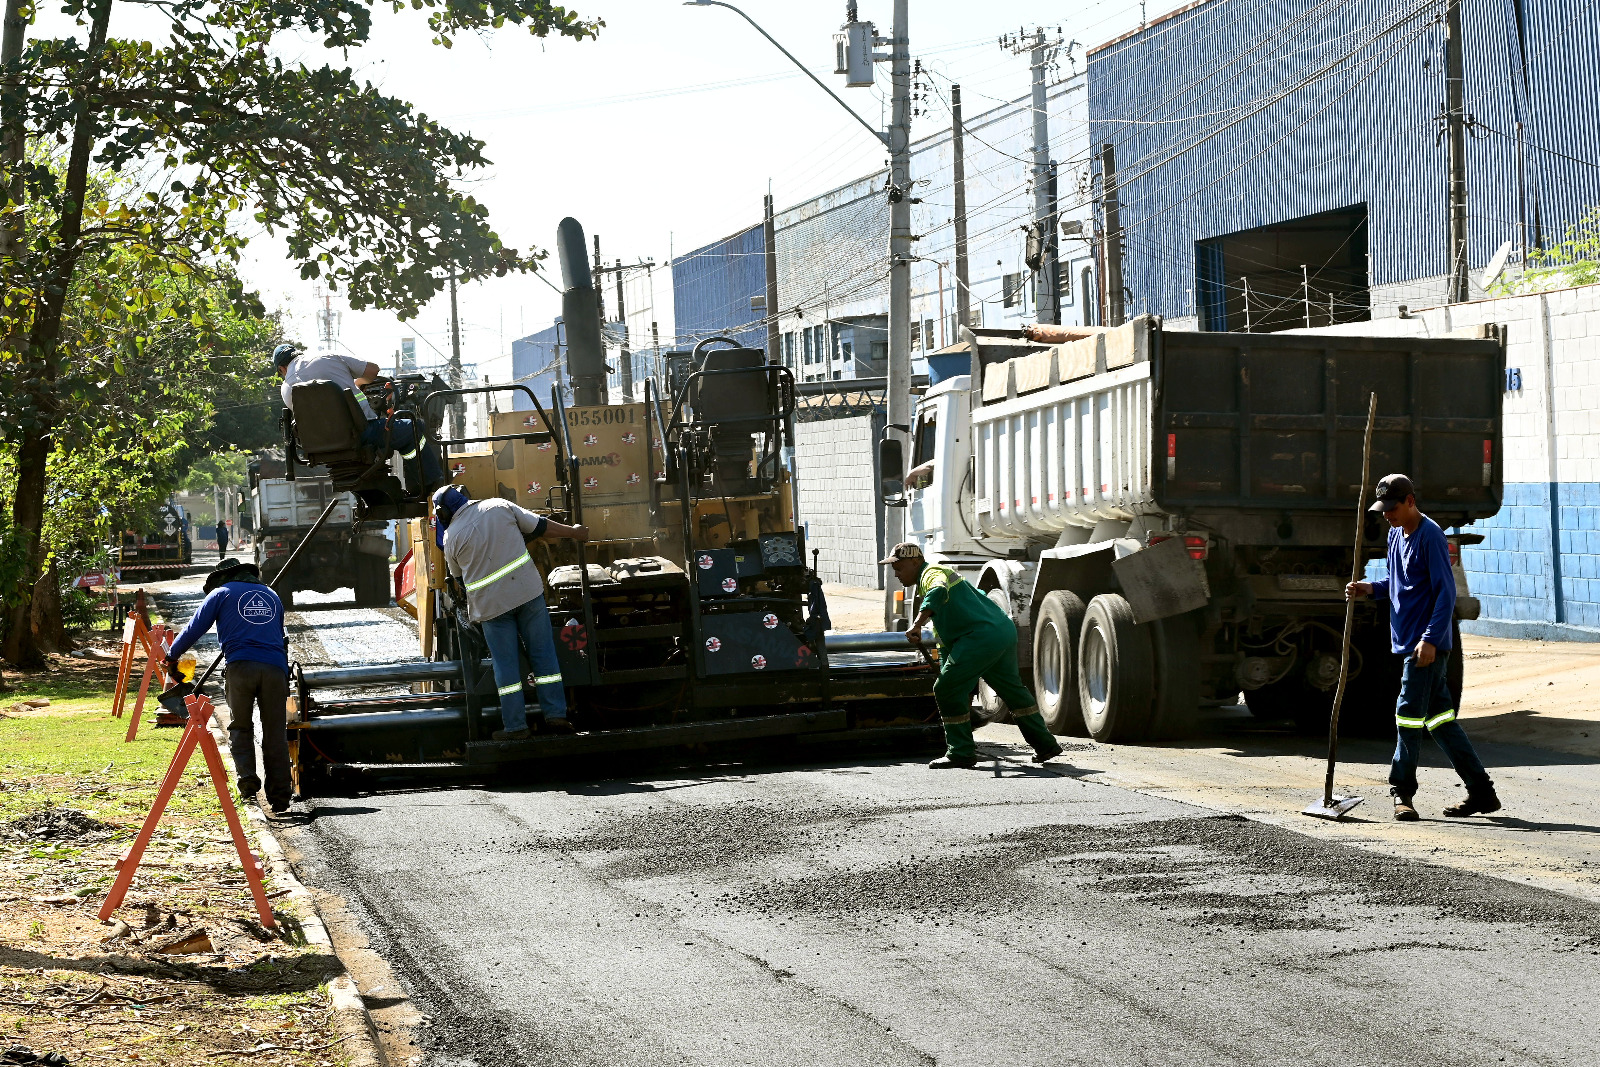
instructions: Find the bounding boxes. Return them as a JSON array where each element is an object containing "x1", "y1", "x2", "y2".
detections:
[
  {"x1": 168, "y1": 557, "x2": 292, "y2": 814},
  {"x1": 1348, "y1": 474, "x2": 1499, "y2": 822}
]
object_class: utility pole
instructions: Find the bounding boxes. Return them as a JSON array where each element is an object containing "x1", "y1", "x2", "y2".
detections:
[
  {"x1": 1301, "y1": 264, "x2": 1311, "y2": 329},
  {"x1": 1445, "y1": 0, "x2": 1469, "y2": 303},
  {"x1": 1045, "y1": 163, "x2": 1061, "y2": 325},
  {"x1": 614, "y1": 259, "x2": 633, "y2": 403},
  {"x1": 952, "y1": 83, "x2": 971, "y2": 330},
  {"x1": 885, "y1": 0, "x2": 911, "y2": 619},
  {"x1": 1241, "y1": 277, "x2": 1252, "y2": 332},
  {"x1": 1003, "y1": 27, "x2": 1062, "y2": 324},
  {"x1": 593, "y1": 258, "x2": 657, "y2": 402},
  {"x1": 763, "y1": 192, "x2": 781, "y2": 364},
  {"x1": 1100, "y1": 143, "x2": 1125, "y2": 326},
  {"x1": 651, "y1": 320, "x2": 661, "y2": 388},
  {"x1": 447, "y1": 267, "x2": 464, "y2": 438}
]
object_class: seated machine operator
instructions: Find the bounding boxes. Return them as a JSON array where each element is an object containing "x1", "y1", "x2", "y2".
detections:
[{"x1": 274, "y1": 343, "x2": 445, "y2": 488}]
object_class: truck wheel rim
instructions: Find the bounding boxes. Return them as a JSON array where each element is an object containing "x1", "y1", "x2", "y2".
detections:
[
  {"x1": 1085, "y1": 623, "x2": 1111, "y2": 721},
  {"x1": 1040, "y1": 619, "x2": 1063, "y2": 706}
]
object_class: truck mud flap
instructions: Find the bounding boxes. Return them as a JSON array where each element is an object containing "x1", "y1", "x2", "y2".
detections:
[
  {"x1": 463, "y1": 708, "x2": 849, "y2": 765},
  {"x1": 1111, "y1": 535, "x2": 1209, "y2": 624}
]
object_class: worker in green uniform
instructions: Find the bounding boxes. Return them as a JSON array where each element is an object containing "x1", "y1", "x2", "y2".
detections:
[{"x1": 885, "y1": 542, "x2": 1064, "y2": 769}]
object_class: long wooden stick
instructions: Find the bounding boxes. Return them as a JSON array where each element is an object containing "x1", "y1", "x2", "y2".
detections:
[{"x1": 1324, "y1": 391, "x2": 1378, "y2": 807}]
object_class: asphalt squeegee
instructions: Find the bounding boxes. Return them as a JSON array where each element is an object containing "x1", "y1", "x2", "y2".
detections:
[{"x1": 1303, "y1": 390, "x2": 1377, "y2": 822}]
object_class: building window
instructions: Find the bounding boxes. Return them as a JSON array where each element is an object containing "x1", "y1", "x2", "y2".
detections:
[
  {"x1": 1081, "y1": 266, "x2": 1096, "y2": 326},
  {"x1": 782, "y1": 331, "x2": 796, "y2": 368},
  {"x1": 871, "y1": 340, "x2": 887, "y2": 365},
  {"x1": 1002, "y1": 273, "x2": 1022, "y2": 308},
  {"x1": 811, "y1": 324, "x2": 829, "y2": 364},
  {"x1": 839, "y1": 339, "x2": 854, "y2": 368},
  {"x1": 922, "y1": 319, "x2": 935, "y2": 351},
  {"x1": 1058, "y1": 262, "x2": 1074, "y2": 306},
  {"x1": 833, "y1": 370, "x2": 842, "y2": 380}
]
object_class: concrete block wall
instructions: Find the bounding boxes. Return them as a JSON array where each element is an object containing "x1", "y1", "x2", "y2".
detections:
[
  {"x1": 1292, "y1": 282, "x2": 1600, "y2": 640},
  {"x1": 794, "y1": 412, "x2": 885, "y2": 590}
]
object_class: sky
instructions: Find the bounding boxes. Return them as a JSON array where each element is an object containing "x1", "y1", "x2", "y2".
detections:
[{"x1": 89, "y1": 0, "x2": 1153, "y2": 383}]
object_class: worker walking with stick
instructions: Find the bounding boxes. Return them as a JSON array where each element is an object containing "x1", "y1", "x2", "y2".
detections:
[
  {"x1": 886, "y1": 542, "x2": 1063, "y2": 769},
  {"x1": 432, "y1": 486, "x2": 588, "y2": 742},
  {"x1": 1347, "y1": 474, "x2": 1501, "y2": 820}
]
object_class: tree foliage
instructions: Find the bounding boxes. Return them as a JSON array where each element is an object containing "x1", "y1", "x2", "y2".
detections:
[
  {"x1": 0, "y1": 0, "x2": 599, "y2": 662},
  {"x1": 1489, "y1": 205, "x2": 1600, "y2": 297}
]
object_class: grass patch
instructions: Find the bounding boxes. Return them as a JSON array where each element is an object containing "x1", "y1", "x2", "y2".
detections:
[{"x1": 0, "y1": 683, "x2": 228, "y2": 826}]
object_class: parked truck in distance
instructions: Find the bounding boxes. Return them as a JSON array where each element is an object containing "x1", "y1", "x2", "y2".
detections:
[
  {"x1": 885, "y1": 315, "x2": 1504, "y2": 742},
  {"x1": 244, "y1": 455, "x2": 392, "y2": 608},
  {"x1": 113, "y1": 502, "x2": 193, "y2": 579}
]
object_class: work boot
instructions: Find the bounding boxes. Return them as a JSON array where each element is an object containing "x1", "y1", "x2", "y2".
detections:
[
  {"x1": 237, "y1": 776, "x2": 261, "y2": 799},
  {"x1": 491, "y1": 727, "x2": 531, "y2": 742},
  {"x1": 1013, "y1": 708, "x2": 1062, "y2": 763},
  {"x1": 1443, "y1": 791, "x2": 1501, "y2": 818},
  {"x1": 928, "y1": 754, "x2": 978, "y2": 770},
  {"x1": 542, "y1": 718, "x2": 576, "y2": 735},
  {"x1": 1393, "y1": 794, "x2": 1420, "y2": 821}
]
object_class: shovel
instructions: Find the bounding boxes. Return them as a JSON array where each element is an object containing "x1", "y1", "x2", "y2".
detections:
[{"x1": 1304, "y1": 391, "x2": 1377, "y2": 821}]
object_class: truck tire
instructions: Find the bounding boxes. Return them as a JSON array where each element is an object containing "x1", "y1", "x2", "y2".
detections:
[
  {"x1": 1342, "y1": 611, "x2": 1403, "y2": 736},
  {"x1": 1149, "y1": 611, "x2": 1202, "y2": 739},
  {"x1": 1032, "y1": 590, "x2": 1088, "y2": 736},
  {"x1": 1077, "y1": 593, "x2": 1155, "y2": 743},
  {"x1": 976, "y1": 589, "x2": 1018, "y2": 724},
  {"x1": 354, "y1": 555, "x2": 391, "y2": 608}
]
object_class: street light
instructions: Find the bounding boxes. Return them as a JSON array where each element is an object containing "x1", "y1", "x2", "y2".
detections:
[
  {"x1": 683, "y1": 0, "x2": 886, "y2": 147},
  {"x1": 687, "y1": 0, "x2": 912, "y2": 629}
]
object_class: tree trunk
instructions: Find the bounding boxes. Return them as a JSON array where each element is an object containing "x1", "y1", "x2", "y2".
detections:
[
  {"x1": 0, "y1": 427, "x2": 50, "y2": 665},
  {"x1": 1, "y1": 0, "x2": 110, "y2": 667}
]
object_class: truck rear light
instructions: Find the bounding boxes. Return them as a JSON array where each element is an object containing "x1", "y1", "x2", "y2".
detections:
[
  {"x1": 1146, "y1": 533, "x2": 1208, "y2": 560},
  {"x1": 1447, "y1": 540, "x2": 1461, "y2": 566}
]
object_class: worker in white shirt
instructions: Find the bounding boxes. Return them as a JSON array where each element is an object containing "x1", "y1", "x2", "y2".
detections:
[
  {"x1": 432, "y1": 485, "x2": 588, "y2": 741},
  {"x1": 274, "y1": 343, "x2": 444, "y2": 488}
]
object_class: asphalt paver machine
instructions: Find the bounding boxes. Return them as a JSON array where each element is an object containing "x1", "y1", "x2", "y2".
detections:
[{"x1": 279, "y1": 220, "x2": 938, "y2": 790}]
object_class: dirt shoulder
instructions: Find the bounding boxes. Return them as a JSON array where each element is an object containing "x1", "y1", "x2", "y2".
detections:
[
  {"x1": 1457, "y1": 634, "x2": 1600, "y2": 758},
  {"x1": 0, "y1": 642, "x2": 350, "y2": 1066}
]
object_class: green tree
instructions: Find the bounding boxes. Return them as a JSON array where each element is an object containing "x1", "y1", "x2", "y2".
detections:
[{"x1": 0, "y1": 0, "x2": 599, "y2": 664}]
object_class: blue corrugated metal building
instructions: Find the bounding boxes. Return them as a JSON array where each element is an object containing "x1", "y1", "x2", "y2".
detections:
[
  {"x1": 671, "y1": 224, "x2": 767, "y2": 351},
  {"x1": 1088, "y1": 0, "x2": 1600, "y2": 326},
  {"x1": 509, "y1": 322, "x2": 564, "y2": 411}
]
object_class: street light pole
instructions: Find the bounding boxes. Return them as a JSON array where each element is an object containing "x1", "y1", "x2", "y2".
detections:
[{"x1": 682, "y1": 1, "x2": 886, "y2": 150}]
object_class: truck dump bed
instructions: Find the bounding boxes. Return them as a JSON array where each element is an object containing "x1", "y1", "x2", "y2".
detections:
[
  {"x1": 1156, "y1": 328, "x2": 1503, "y2": 526},
  {"x1": 972, "y1": 317, "x2": 1503, "y2": 541}
]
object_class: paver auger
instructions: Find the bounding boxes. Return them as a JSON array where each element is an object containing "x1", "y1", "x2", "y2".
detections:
[{"x1": 276, "y1": 222, "x2": 938, "y2": 791}]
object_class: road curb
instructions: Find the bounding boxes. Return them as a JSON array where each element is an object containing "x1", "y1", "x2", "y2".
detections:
[{"x1": 205, "y1": 717, "x2": 386, "y2": 1067}]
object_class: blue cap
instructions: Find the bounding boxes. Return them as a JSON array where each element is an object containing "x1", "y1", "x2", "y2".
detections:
[{"x1": 431, "y1": 485, "x2": 470, "y2": 548}]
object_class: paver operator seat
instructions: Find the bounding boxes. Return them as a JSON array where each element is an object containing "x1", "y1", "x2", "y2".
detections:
[
  {"x1": 284, "y1": 380, "x2": 414, "y2": 517},
  {"x1": 679, "y1": 340, "x2": 793, "y2": 497}
]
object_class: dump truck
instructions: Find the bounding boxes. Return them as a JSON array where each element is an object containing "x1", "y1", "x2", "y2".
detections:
[
  {"x1": 112, "y1": 502, "x2": 192, "y2": 579},
  {"x1": 271, "y1": 217, "x2": 937, "y2": 791},
  {"x1": 884, "y1": 315, "x2": 1504, "y2": 741},
  {"x1": 245, "y1": 456, "x2": 392, "y2": 609}
]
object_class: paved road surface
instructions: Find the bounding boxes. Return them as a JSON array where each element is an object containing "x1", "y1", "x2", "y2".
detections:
[
  {"x1": 140, "y1": 574, "x2": 1600, "y2": 1066},
  {"x1": 283, "y1": 749, "x2": 1600, "y2": 1067}
]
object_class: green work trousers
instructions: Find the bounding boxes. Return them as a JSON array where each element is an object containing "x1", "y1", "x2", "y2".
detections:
[{"x1": 934, "y1": 626, "x2": 1056, "y2": 760}]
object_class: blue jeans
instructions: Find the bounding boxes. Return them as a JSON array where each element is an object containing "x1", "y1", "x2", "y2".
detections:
[
  {"x1": 361, "y1": 416, "x2": 443, "y2": 486},
  {"x1": 479, "y1": 594, "x2": 567, "y2": 731},
  {"x1": 1389, "y1": 647, "x2": 1493, "y2": 798}
]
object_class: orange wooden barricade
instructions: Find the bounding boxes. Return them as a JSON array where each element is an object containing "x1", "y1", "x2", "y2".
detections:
[{"x1": 97, "y1": 693, "x2": 275, "y2": 928}]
